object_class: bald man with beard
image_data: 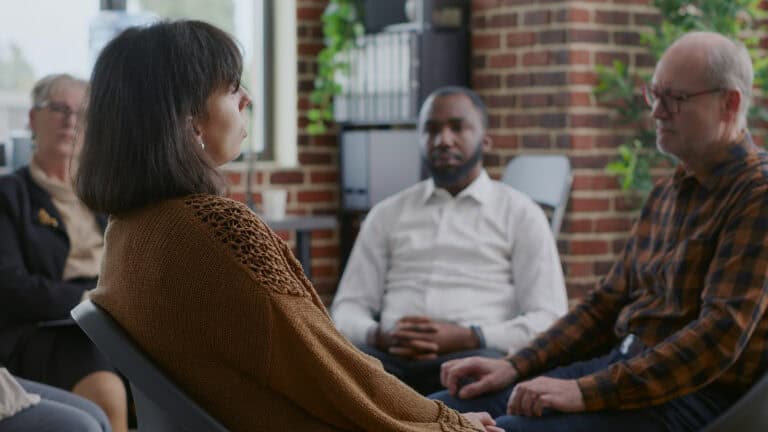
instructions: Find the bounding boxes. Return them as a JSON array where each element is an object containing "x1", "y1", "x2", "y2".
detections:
[{"x1": 331, "y1": 86, "x2": 568, "y2": 396}]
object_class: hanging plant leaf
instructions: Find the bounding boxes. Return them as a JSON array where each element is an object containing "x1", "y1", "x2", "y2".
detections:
[{"x1": 307, "y1": 0, "x2": 363, "y2": 134}]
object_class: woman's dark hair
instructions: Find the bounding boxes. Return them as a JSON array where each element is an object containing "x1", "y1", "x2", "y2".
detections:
[{"x1": 75, "y1": 20, "x2": 243, "y2": 214}]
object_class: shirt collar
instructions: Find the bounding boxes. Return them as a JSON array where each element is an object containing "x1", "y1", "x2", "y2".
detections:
[
  {"x1": 674, "y1": 131, "x2": 761, "y2": 191},
  {"x1": 422, "y1": 170, "x2": 493, "y2": 205}
]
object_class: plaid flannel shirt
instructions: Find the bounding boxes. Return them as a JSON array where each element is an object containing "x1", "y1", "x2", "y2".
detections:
[{"x1": 508, "y1": 134, "x2": 768, "y2": 411}]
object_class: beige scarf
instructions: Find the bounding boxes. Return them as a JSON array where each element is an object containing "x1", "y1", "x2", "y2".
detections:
[{"x1": 29, "y1": 158, "x2": 103, "y2": 280}]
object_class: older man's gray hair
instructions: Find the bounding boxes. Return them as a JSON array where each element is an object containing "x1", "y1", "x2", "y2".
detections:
[
  {"x1": 696, "y1": 33, "x2": 753, "y2": 130},
  {"x1": 31, "y1": 73, "x2": 88, "y2": 108}
]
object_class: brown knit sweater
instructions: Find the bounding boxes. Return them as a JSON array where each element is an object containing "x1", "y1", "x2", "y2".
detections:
[{"x1": 92, "y1": 194, "x2": 479, "y2": 432}]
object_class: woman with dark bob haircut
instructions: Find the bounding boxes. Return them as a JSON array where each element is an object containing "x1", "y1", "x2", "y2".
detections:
[{"x1": 75, "y1": 20, "x2": 500, "y2": 432}]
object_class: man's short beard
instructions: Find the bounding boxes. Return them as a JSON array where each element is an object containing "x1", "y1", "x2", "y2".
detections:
[{"x1": 423, "y1": 141, "x2": 484, "y2": 188}]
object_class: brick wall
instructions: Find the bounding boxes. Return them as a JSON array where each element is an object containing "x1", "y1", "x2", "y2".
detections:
[
  {"x1": 225, "y1": 0, "x2": 665, "y2": 304},
  {"x1": 471, "y1": 0, "x2": 659, "y2": 299}
]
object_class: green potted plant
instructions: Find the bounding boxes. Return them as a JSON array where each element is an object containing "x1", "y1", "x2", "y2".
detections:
[{"x1": 307, "y1": 0, "x2": 363, "y2": 135}]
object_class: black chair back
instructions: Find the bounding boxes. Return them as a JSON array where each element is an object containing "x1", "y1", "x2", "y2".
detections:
[
  {"x1": 71, "y1": 300, "x2": 228, "y2": 432},
  {"x1": 701, "y1": 371, "x2": 768, "y2": 431}
]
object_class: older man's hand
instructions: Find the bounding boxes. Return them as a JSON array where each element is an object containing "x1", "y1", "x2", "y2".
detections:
[
  {"x1": 441, "y1": 357, "x2": 518, "y2": 399},
  {"x1": 507, "y1": 376, "x2": 585, "y2": 417}
]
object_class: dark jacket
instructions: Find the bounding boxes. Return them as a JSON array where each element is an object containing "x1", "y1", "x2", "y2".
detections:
[{"x1": 0, "y1": 166, "x2": 107, "y2": 362}]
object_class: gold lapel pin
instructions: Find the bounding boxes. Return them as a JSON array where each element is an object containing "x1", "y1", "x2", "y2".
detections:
[{"x1": 38, "y1": 208, "x2": 59, "y2": 228}]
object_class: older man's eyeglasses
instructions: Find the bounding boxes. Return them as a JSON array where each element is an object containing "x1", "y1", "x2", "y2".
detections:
[
  {"x1": 36, "y1": 101, "x2": 84, "y2": 119},
  {"x1": 642, "y1": 84, "x2": 723, "y2": 114}
]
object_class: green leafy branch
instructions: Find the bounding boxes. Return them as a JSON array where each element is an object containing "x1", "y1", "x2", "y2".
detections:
[{"x1": 307, "y1": 0, "x2": 363, "y2": 135}]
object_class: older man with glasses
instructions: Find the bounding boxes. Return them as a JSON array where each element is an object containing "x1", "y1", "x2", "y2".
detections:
[{"x1": 431, "y1": 31, "x2": 768, "y2": 432}]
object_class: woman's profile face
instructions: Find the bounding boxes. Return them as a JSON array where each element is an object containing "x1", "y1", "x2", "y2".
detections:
[
  {"x1": 29, "y1": 81, "x2": 87, "y2": 162},
  {"x1": 196, "y1": 84, "x2": 252, "y2": 166}
]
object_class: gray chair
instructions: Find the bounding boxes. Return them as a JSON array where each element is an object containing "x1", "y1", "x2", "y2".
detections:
[
  {"x1": 0, "y1": 136, "x2": 33, "y2": 174},
  {"x1": 71, "y1": 300, "x2": 228, "y2": 432},
  {"x1": 701, "y1": 371, "x2": 768, "y2": 431},
  {"x1": 10, "y1": 135, "x2": 34, "y2": 170},
  {"x1": 501, "y1": 155, "x2": 572, "y2": 237}
]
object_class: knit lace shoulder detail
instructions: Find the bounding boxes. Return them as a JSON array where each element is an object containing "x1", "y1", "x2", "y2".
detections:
[{"x1": 183, "y1": 194, "x2": 311, "y2": 297}]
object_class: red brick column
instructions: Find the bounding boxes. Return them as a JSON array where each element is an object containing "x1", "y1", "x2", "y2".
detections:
[{"x1": 471, "y1": 0, "x2": 658, "y2": 299}]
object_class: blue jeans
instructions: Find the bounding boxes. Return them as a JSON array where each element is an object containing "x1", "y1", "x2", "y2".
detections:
[
  {"x1": 359, "y1": 344, "x2": 505, "y2": 395},
  {"x1": 430, "y1": 347, "x2": 735, "y2": 432},
  {"x1": 0, "y1": 377, "x2": 110, "y2": 432}
]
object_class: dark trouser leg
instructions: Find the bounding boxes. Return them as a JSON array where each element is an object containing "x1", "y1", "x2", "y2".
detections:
[
  {"x1": 429, "y1": 350, "x2": 619, "y2": 417},
  {"x1": 8, "y1": 324, "x2": 115, "y2": 391},
  {"x1": 496, "y1": 410, "x2": 668, "y2": 432},
  {"x1": 433, "y1": 347, "x2": 734, "y2": 432},
  {"x1": 494, "y1": 391, "x2": 733, "y2": 432},
  {"x1": 357, "y1": 344, "x2": 505, "y2": 395},
  {"x1": 495, "y1": 351, "x2": 668, "y2": 431}
]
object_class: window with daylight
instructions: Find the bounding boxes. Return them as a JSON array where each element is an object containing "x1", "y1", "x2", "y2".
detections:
[{"x1": 0, "y1": 0, "x2": 297, "y2": 167}]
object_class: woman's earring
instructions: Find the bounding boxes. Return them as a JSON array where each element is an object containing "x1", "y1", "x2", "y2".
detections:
[{"x1": 201, "y1": 141, "x2": 205, "y2": 150}]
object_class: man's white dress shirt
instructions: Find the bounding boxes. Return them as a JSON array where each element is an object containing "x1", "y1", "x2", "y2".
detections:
[{"x1": 331, "y1": 171, "x2": 568, "y2": 353}]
